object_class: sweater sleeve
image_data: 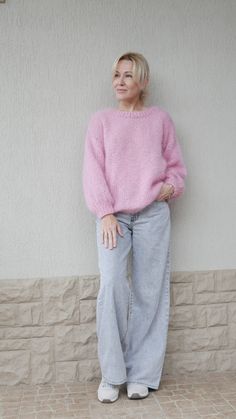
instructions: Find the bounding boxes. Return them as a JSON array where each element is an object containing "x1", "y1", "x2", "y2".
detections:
[
  {"x1": 162, "y1": 113, "x2": 187, "y2": 199},
  {"x1": 82, "y1": 112, "x2": 115, "y2": 219}
]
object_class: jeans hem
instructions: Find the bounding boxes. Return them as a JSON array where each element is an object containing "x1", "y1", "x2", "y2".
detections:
[
  {"x1": 127, "y1": 380, "x2": 160, "y2": 390},
  {"x1": 102, "y1": 374, "x2": 127, "y2": 385}
]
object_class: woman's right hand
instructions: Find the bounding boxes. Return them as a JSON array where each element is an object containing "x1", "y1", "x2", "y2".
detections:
[{"x1": 100, "y1": 214, "x2": 124, "y2": 249}]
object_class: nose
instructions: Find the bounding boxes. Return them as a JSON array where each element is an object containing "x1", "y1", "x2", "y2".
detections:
[{"x1": 118, "y1": 75, "x2": 125, "y2": 85}]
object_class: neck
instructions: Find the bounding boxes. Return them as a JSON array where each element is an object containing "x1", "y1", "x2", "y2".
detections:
[{"x1": 117, "y1": 99, "x2": 145, "y2": 112}]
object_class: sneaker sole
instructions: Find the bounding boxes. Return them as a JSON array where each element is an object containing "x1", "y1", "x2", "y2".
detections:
[
  {"x1": 128, "y1": 392, "x2": 149, "y2": 399},
  {"x1": 98, "y1": 396, "x2": 118, "y2": 403}
]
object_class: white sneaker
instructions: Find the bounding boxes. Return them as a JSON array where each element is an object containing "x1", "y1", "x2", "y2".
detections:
[
  {"x1": 127, "y1": 382, "x2": 149, "y2": 399},
  {"x1": 97, "y1": 378, "x2": 120, "y2": 403}
]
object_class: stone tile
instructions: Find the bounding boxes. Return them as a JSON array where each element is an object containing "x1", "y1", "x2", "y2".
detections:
[
  {"x1": 43, "y1": 277, "x2": 80, "y2": 325},
  {"x1": 195, "y1": 405, "x2": 218, "y2": 415},
  {"x1": 79, "y1": 276, "x2": 100, "y2": 300},
  {"x1": 0, "y1": 372, "x2": 236, "y2": 418},
  {"x1": 0, "y1": 279, "x2": 42, "y2": 304},
  {"x1": 214, "y1": 404, "x2": 236, "y2": 414},
  {"x1": 0, "y1": 350, "x2": 30, "y2": 385}
]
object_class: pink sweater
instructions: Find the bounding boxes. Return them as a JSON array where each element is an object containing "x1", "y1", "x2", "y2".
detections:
[{"x1": 82, "y1": 105, "x2": 187, "y2": 219}]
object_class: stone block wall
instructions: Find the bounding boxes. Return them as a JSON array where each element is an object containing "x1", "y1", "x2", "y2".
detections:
[
  {"x1": 165, "y1": 270, "x2": 236, "y2": 374},
  {"x1": 0, "y1": 270, "x2": 236, "y2": 385}
]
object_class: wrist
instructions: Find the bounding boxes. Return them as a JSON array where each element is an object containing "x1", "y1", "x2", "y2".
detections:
[{"x1": 101, "y1": 213, "x2": 113, "y2": 219}]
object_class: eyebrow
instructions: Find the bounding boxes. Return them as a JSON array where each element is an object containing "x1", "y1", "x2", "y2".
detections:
[{"x1": 114, "y1": 71, "x2": 133, "y2": 74}]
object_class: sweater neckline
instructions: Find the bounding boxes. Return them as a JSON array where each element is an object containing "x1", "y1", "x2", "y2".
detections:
[{"x1": 108, "y1": 106, "x2": 156, "y2": 118}]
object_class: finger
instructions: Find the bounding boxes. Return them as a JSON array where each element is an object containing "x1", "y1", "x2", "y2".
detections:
[
  {"x1": 105, "y1": 230, "x2": 110, "y2": 248},
  {"x1": 111, "y1": 229, "x2": 117, "y2": 247},
  {"x1": 101, "y1": 229, "x2": 104, "y2": 245},
  {"x1": 159, "y1": 196, "x2": 168, "y2": 201},
  {"x1": 103, "y1": 231, "x2": 108, "y2": 248},
  {"x1": 117, "y1": 223, "x2": 124, "y2": 236},
  {"x1": 108, "y1": 230, "x2": 113, "y2": 249}
]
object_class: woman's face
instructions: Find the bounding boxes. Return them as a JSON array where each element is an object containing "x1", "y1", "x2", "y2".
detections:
[{"x1": 112, "y1": 59, "x2": 146, "y2": 104}]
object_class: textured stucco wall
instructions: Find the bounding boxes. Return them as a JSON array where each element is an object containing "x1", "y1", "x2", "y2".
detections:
[{"x1": 0, "y1": 0, "x2": 236, "y2": 279}]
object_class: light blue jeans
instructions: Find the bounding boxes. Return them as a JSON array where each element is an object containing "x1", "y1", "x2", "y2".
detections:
[{"x1": 95, "y1": 200, "x2": 171, "y2": 390}]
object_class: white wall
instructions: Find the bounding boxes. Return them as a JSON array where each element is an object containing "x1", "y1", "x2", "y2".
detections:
[{"x1": 0, "y1": 0, "x2": 235, "y2": 279}]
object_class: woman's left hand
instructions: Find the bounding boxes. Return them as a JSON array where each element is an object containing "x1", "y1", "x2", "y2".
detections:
[{"x1": 156, "y1": 183, "x2": 174, "y2": 201}]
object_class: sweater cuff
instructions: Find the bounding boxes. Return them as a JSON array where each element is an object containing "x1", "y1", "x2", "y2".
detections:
[
  {"x1": 97, "y1": 206, "x2": 115, "y2": 219},
  {"x1": 166, "y1": 179, "x2": 185, "y2": 199},
  {"x1": 165, "y1": 178, "x2": 178, "y2": 199}
]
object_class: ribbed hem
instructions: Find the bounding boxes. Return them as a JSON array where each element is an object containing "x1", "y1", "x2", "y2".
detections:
[{"x1": 107, "y1": 106, "x2": 156, "y2": 118}]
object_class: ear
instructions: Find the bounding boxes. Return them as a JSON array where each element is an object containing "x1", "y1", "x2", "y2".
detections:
[{"x1": 141, "y1": 78, "x2": 149, "y2": 90}]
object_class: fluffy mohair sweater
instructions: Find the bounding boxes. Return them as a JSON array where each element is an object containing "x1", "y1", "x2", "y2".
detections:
[{"x1": 82, "y1": 105, "x2": 187, "y2": 219}]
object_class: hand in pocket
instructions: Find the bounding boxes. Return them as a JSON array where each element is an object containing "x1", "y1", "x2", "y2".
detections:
[{"x1": 156, "y1": 183, "x2": 174, "y2": 201}]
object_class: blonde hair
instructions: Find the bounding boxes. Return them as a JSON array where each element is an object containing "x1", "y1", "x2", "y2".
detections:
[{"x1": 112, "y1": 52, "x2": 150, "y2": 104}]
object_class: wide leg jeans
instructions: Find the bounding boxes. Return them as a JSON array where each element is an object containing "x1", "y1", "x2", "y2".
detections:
[{"x1": 95, "y1": 199, "x2": 171, "y2": 390}]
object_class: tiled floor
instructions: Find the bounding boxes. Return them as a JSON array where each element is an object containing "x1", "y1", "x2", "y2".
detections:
[{"x1": 1, "y1": 372, "x2": 236, "y2": 419}]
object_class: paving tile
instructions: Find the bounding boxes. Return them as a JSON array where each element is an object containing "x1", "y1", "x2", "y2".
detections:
[{"x1": 1, "y1": 372, "x2": 236, "y2": 418}]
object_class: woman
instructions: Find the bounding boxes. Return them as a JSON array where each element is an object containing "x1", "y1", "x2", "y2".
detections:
[{"x1": 82, "y1": 52, "x2": 187, "y2": 403}]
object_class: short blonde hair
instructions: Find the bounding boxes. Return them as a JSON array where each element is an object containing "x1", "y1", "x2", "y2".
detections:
[{"x1": 112, "y1": 52, "x2": 150, "y2": 103}]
